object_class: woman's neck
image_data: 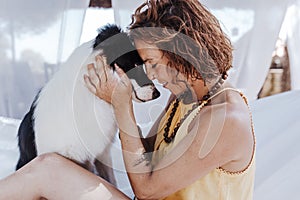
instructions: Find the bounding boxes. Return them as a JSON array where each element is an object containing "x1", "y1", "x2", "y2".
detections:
[{"x1": 190, "y1": 79, "x2": 208, "y2": 101}]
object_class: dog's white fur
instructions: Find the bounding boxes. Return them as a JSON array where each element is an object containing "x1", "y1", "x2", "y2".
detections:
[
  {"x1": 34, "y1": 41, "x2": 115, "y2": 163},
  {"x1": 34, "y1": 40, "x2": 151, "y2": 172}
]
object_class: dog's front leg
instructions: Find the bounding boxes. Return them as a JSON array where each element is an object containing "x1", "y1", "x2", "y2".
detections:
[
  {"x1": 94, "y1": 142, "x2": 117, "y2": 186},
  {"x1": 94, "y1": 158, "x2": 116, "y2": 186}
]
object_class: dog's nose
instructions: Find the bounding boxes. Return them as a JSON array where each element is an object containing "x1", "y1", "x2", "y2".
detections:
[{"x1": 152, "y1": 88, "x2": 160, "y2": 99}]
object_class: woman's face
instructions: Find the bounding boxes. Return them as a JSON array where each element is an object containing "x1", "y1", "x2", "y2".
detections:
[{"x1": 134, "y1": 39, "x2": 189, "y2": 96}]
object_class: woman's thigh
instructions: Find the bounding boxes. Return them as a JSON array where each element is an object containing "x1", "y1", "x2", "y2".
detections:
[
  {"x1": 36, "y1": 153, "x2": 131, "y2": 200},
  {"x1": 1, "y1": 153, "x2": 130, "y2": 200}
]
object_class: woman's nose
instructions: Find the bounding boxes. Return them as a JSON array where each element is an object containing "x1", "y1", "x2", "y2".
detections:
[{"x1": 143, "y1": 64, "x2": 157, "y2": 80}]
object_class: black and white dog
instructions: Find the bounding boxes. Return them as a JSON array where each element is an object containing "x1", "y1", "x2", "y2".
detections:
[{"x1": 16, "y1": 24, "x2": 160, "y2": 185}]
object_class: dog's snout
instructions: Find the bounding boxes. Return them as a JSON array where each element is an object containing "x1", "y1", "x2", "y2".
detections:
[{"x1": 152, "y1": 88, "x2": 160, "y2": 99}]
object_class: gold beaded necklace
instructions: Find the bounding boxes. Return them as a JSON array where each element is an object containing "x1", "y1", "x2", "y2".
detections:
[{"x1": 163, "y1": 75, "x2": 226, "y2": 143}]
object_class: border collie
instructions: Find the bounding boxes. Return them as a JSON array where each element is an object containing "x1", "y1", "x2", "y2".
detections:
[{"x1": 16, "y1": 24, "x2": 160, "y2": 185}]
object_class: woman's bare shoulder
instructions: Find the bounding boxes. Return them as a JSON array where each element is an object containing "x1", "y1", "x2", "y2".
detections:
[{"x1": 187, "y1": 90, "x2": 254, "y2": 169}]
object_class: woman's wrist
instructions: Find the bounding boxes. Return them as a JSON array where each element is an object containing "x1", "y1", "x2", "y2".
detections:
[
  {"x1": 113, "y1": 101, "x2": 139, "y2": 136},
  {"x1": 112, "y1": 98, "x2": 132, "y2": 112}
]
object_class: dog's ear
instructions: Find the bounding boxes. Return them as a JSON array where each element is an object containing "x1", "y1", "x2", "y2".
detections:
[
  {"x1": 92, "y1": 24, "x2": 140, "y2": 70},
  {"x1": 93, "y1": 24, "x2": 123, "y2": 50}
]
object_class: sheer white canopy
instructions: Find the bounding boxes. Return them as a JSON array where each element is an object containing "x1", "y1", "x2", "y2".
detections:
[{"x1": 284, "y1": 1, "x2": 300, "y2": 90}]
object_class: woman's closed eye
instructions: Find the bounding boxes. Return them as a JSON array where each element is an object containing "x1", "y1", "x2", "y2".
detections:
[
  {"x1": 151, "y1": 63, "x2": 158, "y2": 68},
  {"x1": 142, "y1": 63, "x2": 158, "y2": 73}
]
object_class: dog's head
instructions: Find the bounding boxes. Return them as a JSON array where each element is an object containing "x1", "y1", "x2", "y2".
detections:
[{"x1": 93, "y1": 24, "x2": 160, "y2": 102}]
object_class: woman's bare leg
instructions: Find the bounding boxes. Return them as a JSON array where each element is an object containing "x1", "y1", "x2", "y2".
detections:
[{"x1": 0, "y1": 153, "x2": 130, "y2": 200}]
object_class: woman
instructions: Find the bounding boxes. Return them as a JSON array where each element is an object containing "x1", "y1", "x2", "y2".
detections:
[{"x1": 0, "y1": 0, "x2": 255, "y2": 199}]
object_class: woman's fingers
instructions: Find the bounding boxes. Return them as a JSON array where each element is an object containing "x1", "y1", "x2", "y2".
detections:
[
  {"x1": 87, "y1": 63, "x2": 100, "y2": 87},
  {"x1": 85, "y1": 55, "x2": 111, "y2": 90},
  {"x1": 95, "y1": 55, "x2": 109, "y2": 82},
  {"x1": 84, "y1": 74, "x2": 96, "y2": 94},
  {"x1": 84, "y1": 56, "x2": 133, "y2": 105}
]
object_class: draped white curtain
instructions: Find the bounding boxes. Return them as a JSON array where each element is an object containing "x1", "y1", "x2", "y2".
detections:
[
  {"x1": 284, "y1": 0, "x2": 300, "y2": 90},
  {"x1": 0, "y1": 0, "x2": 89, "y2": 119},
  {"x1": 202, "y1": 0, "x2": 291, "y2": 100}
]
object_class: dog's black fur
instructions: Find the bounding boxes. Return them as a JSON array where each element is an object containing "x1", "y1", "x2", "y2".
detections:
[{"x1": 16, "y1": 96, "x2": 38, "y2": 170}]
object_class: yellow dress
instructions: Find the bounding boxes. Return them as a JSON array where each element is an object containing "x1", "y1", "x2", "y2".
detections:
[{"x1": 152, "y1": 92, "x2": 256, "y2": 200}]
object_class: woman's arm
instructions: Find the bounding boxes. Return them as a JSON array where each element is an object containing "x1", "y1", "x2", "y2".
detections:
[
  {"x1": 84, "y1": 58, "x2": 252, "y2": 200},
  {"x1": 117, "y1": 103, "x2": 253, "y2": 200}
]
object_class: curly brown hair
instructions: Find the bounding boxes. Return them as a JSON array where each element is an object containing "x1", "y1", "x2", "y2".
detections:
[{"x1": 129, "y1": 0, "x2": 233, "y2": 83}]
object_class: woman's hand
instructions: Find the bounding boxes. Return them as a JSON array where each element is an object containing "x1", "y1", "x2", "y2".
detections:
[{"x1": 84, "y1": 55, "x2": 133, "y2": 108}]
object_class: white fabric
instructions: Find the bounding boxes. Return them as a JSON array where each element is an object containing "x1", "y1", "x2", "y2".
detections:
[
  {"x1": 0, "y1": 117, "x2": 20, "y2": 179},
  {"x1": 1, "y1": 90, "x2": 300, "y2": 199},
  {"x1": 202, "y1": 0, "x2": 291, "y2": 100},
  {"x1": 250, "y1": 90, "x2": 300, "y2": 200},
  {"x1": 111, "y1": 0, "x2": 145, "y2": 30},
  {"x1": 284, "y1": 0, "x2": 300, "y2": 90},
  {"x1": 0, "y1": 0, "x2": 89, "y2": 119}
]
